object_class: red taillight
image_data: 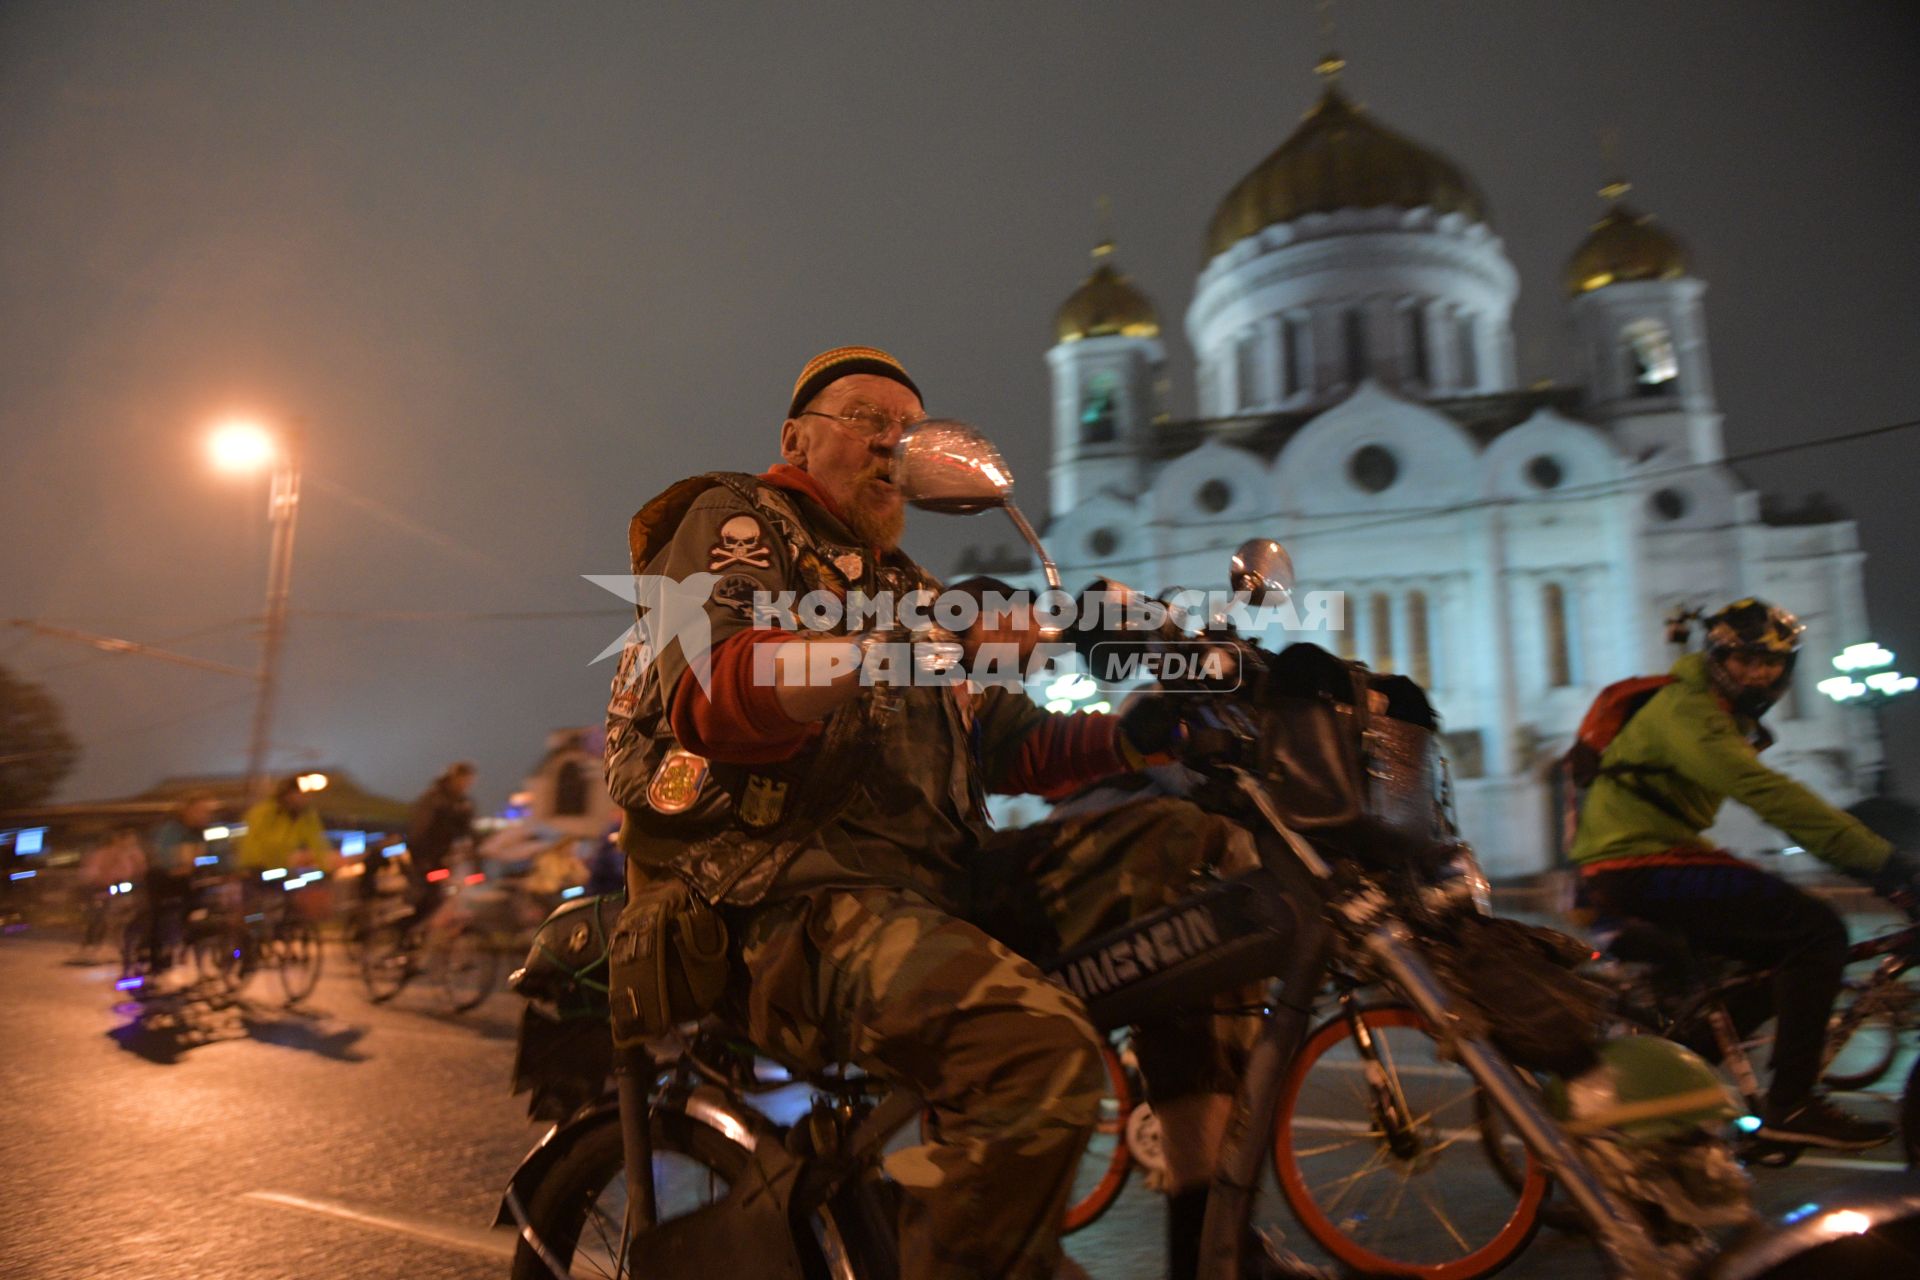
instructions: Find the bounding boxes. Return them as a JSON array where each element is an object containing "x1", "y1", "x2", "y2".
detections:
[
  {"x1": 426, "y1": 868, "x2": 450, "y2": 883},
  {"x1": 465, "y1": 872, "x2": 485, "y2": 885}
]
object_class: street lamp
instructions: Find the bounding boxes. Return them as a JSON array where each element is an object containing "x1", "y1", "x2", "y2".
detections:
[
  {"x1": 1817, "y1": 641, "x2": 1915, "y2": 795},
  {"x1": 207, "y1": 416, "x2": 302, "y2": 800}
]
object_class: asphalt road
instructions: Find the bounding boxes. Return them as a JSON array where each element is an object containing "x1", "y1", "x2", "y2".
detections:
[{"x1": 0, "y1": 931, "x2": 1913, "y2": 1280}]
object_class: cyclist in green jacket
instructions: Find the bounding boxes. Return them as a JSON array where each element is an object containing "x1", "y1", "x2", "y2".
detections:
[{"x1": 1572, "y1": 599, "x2": 1917, "y2": 1149}]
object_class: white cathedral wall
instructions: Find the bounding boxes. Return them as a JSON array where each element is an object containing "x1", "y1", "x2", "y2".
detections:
[
  {"x1": 1036, "y1": 499, "x2": 1876, "y2": 878},
  {"x1": 1187, "y1": 213, "x2": 1521, "y2": 412}
]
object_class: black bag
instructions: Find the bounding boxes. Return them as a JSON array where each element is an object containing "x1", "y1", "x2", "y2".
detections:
[
  {"x1": 510, "y1": 890, "x2": 624, "y2": 1018},
  {"x1": 1431, "y1": 914, "x2": 1608, "y2": 1078},
  {"x1": 1257, "y1": 643, "x2": 1448, "y2": 865},
  {"x1": 608, "y1": 874, "x2": 731, "y2": 1048}
]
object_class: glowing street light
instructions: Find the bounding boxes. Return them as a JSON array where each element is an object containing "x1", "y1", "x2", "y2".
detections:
[
  {"x1": 1820, "y1": 642, "x2": 1915, "y2": 706},
  {"x1": 1819, "y1": 639, "x2": 1913, "y2": 796},
  {"x1": 207, "y1": 418, "x2": 279, "y2": 474},
  {"x1": 206, "y1": 415, "x2": 303, "y2": 799},
  {"x1": 1833, "y1": 642, "x2": 1896, "y2": 673}
]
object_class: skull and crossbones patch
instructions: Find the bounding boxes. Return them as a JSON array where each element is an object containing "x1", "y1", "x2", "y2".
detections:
[{"x1": 709, "y1": 514, "x2": 773, "y2": 572}]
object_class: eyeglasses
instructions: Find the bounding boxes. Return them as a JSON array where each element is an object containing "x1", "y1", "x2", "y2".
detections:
[{"x1": 796, "y1": 408, "x2": 925, "y2": 439}]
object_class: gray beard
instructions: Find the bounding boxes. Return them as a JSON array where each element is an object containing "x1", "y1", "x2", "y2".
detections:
[
  {"x1": 842, "y1": 488, "x2": 905, "y2": 552},
  {"x1": 840, "y1": 473, "x2": 904, "y2": 551}
]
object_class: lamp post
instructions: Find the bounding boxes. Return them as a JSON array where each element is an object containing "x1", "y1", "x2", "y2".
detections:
[
  {"x1": 1817, "y1": 642, "x2": 1916, "y2": 796},
  {"x1": 208, "y1": 418, "x2": 302, "y2": 800}
]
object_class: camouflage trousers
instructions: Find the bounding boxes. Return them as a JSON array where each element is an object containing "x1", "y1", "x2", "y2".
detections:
[{"x1": 726, "y1": 797, "x2": 1258, "y2": 1280}]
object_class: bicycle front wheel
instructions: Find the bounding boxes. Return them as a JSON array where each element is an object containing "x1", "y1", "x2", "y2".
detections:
[
  {"x1": 507, "y1": 1109, "x2": 835, "y2": 1280},
  {"x1": 437, "y1": 925, "x2": 499, "y2": 1013},
  {"x1": 359, "y1": 922, "x2": 412, "y2": 1003},
  {"x1": 276, "y1": 921, "x2": 324, "y2": 1004},
  {"x1": 205, "y1": 920, "x2": 254, "y2": 997},
  {"x1": 1271, "y1": 1004, "x2": 1546, "y2": 1280},
  {"x1": 1063, "y1": 1041, "x2": 1136, "y2": 1234}
]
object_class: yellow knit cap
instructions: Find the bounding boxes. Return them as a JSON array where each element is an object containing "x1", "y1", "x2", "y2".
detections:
[{"x1": 788, "y1": 345, "x2": 921, "y2": 418}]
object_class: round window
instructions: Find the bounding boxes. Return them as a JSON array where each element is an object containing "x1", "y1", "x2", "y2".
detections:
[
  {"x1": 1525, "y1": 455, "x2": 1564, "y2": 490},
  {"x1": 1643, "y1": 487, "x2": 1689, "y2": 521},
  {"x1": 1088, "y1": 527, "x2": 1119, "y2": 557},
  {"x1": 1196, "y1": 479, "x2": 1232, "y2": 514},
  {"x1": 1649, "y1": 488, "x2": 1689, "y2": 521},
  {"x1": 1349, "y1": 445, "x2": 1399, "y2": 494}
]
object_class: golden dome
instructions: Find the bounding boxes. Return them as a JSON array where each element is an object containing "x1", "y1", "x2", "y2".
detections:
[
  {"x1": 1565, "y1": 189, "x2": 1689, "y2": 295},
  {"x1": 1204, "y1": 83, "x2": 1489, "y2": 260},
  {"x1": 1055, "y1": 241, "x2": 1160, "y2": 343}
]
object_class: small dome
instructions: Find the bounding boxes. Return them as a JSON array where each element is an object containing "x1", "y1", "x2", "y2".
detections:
[
  {"x1": 1055, "y1": 242, "x2": 1159, "y2": 344},
  {"x1": 1566, "y1": 189, "x2": 1689, "y2": 296},
  {"x1": 1204, "y1": 82, "x2": 1489, "y2": 261}
]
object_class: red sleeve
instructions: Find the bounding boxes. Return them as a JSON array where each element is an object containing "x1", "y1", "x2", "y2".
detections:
[
  {"x1": 999, "y1": 711, "x2": 1131, "y2": 798},
  {"x1": 669, "y1": 629, "x2": 821, "y2": 764}
]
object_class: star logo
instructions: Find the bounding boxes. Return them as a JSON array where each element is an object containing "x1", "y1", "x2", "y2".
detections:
[{"x1": 583, "y1": 572, "x2": 723, "y2": 693}]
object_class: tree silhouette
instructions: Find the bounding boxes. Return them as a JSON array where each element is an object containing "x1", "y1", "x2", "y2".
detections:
[{"x1": 0, "y1": 664, "x2": 79, "y2": 812}]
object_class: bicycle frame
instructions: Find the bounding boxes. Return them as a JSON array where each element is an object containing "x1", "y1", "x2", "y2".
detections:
[
  {"x1": 1640, "y1": 920, "x2": 1920, "y2": 1105},
  {"x1": 501, "y1": 808, "x2": 1678, "y2": 1279},
  {"x1": 1237, "y1": 781, "x2": 1670, "y2": 1277}
]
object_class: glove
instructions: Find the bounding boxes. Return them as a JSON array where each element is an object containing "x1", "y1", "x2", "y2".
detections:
[
  {"x1": 1871, "y1": 847, "x2": 1920, "y2": 908},
  {"x1": 1117, "y1": 692, "x2": 1188, "y2": 765}
]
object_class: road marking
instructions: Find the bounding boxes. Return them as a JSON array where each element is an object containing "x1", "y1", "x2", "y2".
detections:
[
  {"x1": 1791, "y1": 1153, "x2": 1909, "y2": 1172},
  {"x1": 243, "y1": 1191, "x2": 515, "y2": 1259}
]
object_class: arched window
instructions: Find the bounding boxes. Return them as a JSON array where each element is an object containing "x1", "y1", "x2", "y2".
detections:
[
  {"x1": 1344, "y1": 309, "x2": 1369, "y2": 386},
  {"x1": 553, "y1": 761, "x2": 589, "y2": 817},
  {"x1": 1080, "y1": 372, "x2": 1116, "y2": 444},
  {"x1": 1455, "y1": 314, "x2": 1478, "y2": 389},
  {"x1": 1235, "y1": 331, "x2": 1260, "y2": 410},
  {"x1": 1407, "y1": 591, "x2": 1432, "y2": 688},
  {"x1": 1622, "y1": 319, "x2": 1678, "y2": 395},
  {"x1": 1282, "y1": 316, "x2": 1307, "y2": 398},
  {"x1": 1371, "y1": 593, "x2": 1394, "y2": 672},
  {"x1": 1543, "y1": 582, "x2": 1573, "y2": 688},
  {"x1": 1404, "y1": 306, "x2": 1430, "y2": 387}
]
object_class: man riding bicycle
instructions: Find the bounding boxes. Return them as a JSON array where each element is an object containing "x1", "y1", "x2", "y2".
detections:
[
  {"x1": 142, "y1": 791, "x2": 217, "y2": 980},
  {"x1": 604, "y1": 346, "x2": 1292, "y2": 1280},
  {"x1": 401, "y1": 761, "x2": 477, "y2": 930},
  {"x1": 1571, "y1": 598, "x2": 1920, "y2": 1150},
  {"x1": 237, "y1": 775, "x2": 332, "y2": 900}
]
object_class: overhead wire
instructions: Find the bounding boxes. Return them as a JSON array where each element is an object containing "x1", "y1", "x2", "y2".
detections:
[
  {"x1": 14, "y1": 414, "x2": 1918, "y2": 632},
  {"x1": 1237, "y1": 414, "x2": 1920, "y2": 544}
]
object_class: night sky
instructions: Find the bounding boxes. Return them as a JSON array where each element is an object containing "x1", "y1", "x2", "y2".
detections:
[{"x1": 3, "y1": 1, "x2": 1917, "y2": 812}]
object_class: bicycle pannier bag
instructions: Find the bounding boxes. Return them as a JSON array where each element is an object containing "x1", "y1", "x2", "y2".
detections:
[{"x1": 608, "y1": 874, "x2": 730, "y2": 1047}]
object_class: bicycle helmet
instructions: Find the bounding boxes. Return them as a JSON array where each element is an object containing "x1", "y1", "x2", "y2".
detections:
[
  {"x1": 1546, "y1": 1034, "x2": 1739, "y2": 1144},
  {"x1": 1703, "y1": 598, "x2": 1804, "y2": 717}
]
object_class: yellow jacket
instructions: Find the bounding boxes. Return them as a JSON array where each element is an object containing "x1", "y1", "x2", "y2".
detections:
[{"x1": 237, "y1": 799, "x2": 331, "y2": 872}]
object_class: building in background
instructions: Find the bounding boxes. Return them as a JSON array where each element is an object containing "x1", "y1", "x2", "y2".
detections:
[
  {"x1": 1004, "y1": 64, "x2": 1878, "y2": 876},
  {"x1": 517, "y1": 727, "x2": 618, "y2": 838}
]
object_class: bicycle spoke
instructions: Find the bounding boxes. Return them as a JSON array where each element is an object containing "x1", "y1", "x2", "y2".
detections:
[
  {"x1": 1365, "y1": 1164, "x2": 1414, "y2": 1240},
  {"x1": 1416, "y1": 1174, "x2": 1472, "y2": 1254},
  {"x1": 587, "y1": 1197, "x2": 622, "y2": 1277},
  {"x1": 1310, "y1": 1141, "x2": 1391, "y2": 1210}
]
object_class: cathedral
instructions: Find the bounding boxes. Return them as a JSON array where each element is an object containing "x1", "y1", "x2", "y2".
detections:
[{"x1": 995, "y1": 63, "x2": 1880, "y2": 877}]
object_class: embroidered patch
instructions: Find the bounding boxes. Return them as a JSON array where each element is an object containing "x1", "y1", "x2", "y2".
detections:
[
  {"x1": 607, "y1": 639, "x2": 652, "y2": 717},
  {"x1": 646, "y1": 748, "x2": 709, "y2": 814},
  {"x1": 738, "y1": 774, "x2": 789, "y2": 828},
  {"x1": 708, "y1": 514, "x2": 773, "y2": 572},
  {"x1": 831, "y1": 550, "x2": 865, "y2": 583},
  {"x1": 711, "y1": 573, "x2": 762, "y2": 616}
]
